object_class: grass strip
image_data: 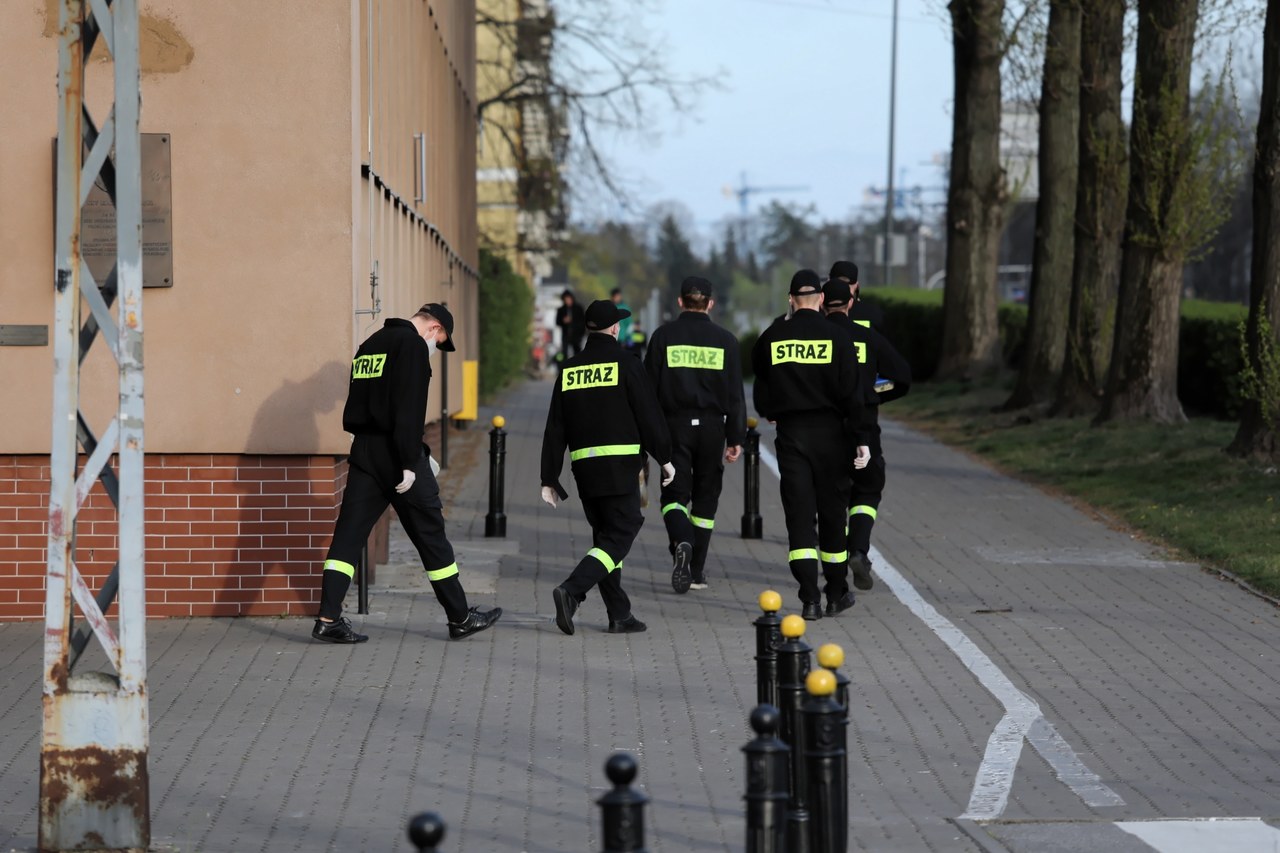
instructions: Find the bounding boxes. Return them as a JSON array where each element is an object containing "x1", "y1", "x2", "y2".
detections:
[{"x1": 888, "y1": 378, "x2": 1280, "y2": 598}]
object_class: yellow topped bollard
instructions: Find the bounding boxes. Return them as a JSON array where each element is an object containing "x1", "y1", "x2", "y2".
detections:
[
  {"x1": 806, "y1": 668, "x2": 836, "y2": 697},
  {"x1": 780, "y1": 614, "x2": 806, "y2": 638},
  {"x1": 758, "y1": 590, "x2": 782, "y2": 613},
  {"x1": 491, "y1": 415, "x2": 505, "y2": 429},
  {"x1": 484, "y1": 414, "x2": 507, "y2": 537},
  {"x1": 754, "y1": 591, "x2": 785, "y2": 709},
  {"x1": 816, "y1": 643, "x2": 844, "y2": 670},
  {"x1": 747, "y1": 416, "x2": 758, "y2": 429}
]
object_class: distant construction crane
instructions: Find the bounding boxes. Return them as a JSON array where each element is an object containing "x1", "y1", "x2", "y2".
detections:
[{"x1": 724, "y1": 171, "x2": 810, "y2": 217}]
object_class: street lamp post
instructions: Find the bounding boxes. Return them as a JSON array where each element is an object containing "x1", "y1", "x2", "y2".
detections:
[{"x1": 882, "y1": 0, "x2": 899, "y2": 288}]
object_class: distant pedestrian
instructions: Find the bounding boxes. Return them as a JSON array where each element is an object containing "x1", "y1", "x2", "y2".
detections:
[
  {"x1": 611, "y1": 288, "x2": 634, "y2": 348},
  {"x1": 644, "y1": 276, "x2": 746, "y2": 592},
  {"x1": 541, "y1": 299, "x2": 674, "y2": 635},
  {"x1": 822, "y1": 277, "x2": 911, "y2": 592},
  {"x1": 752, "y1": 270, "x2": 869, "y2": 620},
  {"x1": 828, "y1": 261, "x2": 886, "y2": 335},
  {"x1": 556, "y1": 289, "x2": 587, "y2": 358},
  {"x1": 313, "y1": 304, "x2": 502, "y2": 643}
]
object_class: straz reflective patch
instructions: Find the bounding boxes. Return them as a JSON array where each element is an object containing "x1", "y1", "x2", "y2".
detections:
[
  {"x1": 352, "y1": 353, "x2": 387, "y2": 379},
  {"x1": 854, "y1": 341, "x2": 868, "y2": 364},
  {"x1": 666, "y1": 345, "x2": 725, "y2": 369},
  {"x1": 562, "y1": 362, "x2": 619, "y2": 390},
  {"x1": 772, "y1": 340, "x2": 832, "y2": 364}
]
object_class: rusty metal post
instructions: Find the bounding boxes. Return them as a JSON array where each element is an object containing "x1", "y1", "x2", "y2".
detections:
[{"x1": 42, "y1": 1, "x2": 150, "y2": 849}]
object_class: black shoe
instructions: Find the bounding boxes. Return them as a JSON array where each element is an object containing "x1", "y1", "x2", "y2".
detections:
[
  {"x1": 671, "y1": 542, "x2": 693, "y2": 594},
  {"x1": 801, "y1": 602, "x2": 823, "y2": 621},
  {"x1": 851, "y1": 551, "x2": 875, "y2": 591},
  {"x1": 312, "y1": 616, "x2": 368, "y2": 644},
  {"x1": 448, "y1": 606, "x2": 502, "y2": 639},
  {"x1": 825, "y1": 591, "x2": 856, "y2": 616},
  {"x1": 607, "y1": 615, "x2": 647, "y2": 634},
  {"x1": 553, "y1": 586, "x2": 577, "y2": 635},
  {"x1": 689, "y1": 574, "x2": 708, "y2": 591}
]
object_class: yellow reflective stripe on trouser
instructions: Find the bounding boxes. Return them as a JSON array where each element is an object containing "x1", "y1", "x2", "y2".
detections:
[
  {"x1": 324, "y1": 559, "x2": 355, "y2": 578},
  {"x1": 788, "y1": 548, "x2": 818, "y2": 562},
  {"x1": 587, "y1": 547, "x2": 619, "y2": 573},
  {"x1": 570, "y1": 444, "x2": 641, "y2": 461},
  {"x1": 427, "y1": 562, "x2": 459, "y2": 581},
  {"x1": 662, "y1": 503, "x2": 689, "y2": 517},
  {"x1": 820, "y1": 549, "x2": 848, "y2": 564},
  {"x1": 850, "y1": 505, "x2": 878, "y2": 519},
  {"x1": 690, "y1": 515, "x2": 715, "y2": 529}
]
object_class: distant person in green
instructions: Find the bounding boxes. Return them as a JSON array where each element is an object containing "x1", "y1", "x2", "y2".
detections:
[{"x1": 611, "y1": 288, "x2": 634, "y2": 349}]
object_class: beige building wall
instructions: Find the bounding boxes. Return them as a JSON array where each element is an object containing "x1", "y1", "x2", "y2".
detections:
[{"x1": 475, "y1": 0, "x2": 528, "y2": 282}]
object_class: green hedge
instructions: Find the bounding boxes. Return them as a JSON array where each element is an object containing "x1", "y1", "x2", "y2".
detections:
[
  {"x1": 478, "y1": 248, "x2": 533, "y2": 398},
  {"x1": 861, "y1": 289, "x2": 1248, "y2": 418}
]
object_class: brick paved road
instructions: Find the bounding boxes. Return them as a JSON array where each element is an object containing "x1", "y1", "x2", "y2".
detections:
[{"x1": 3, "y1": 378, "x2": 1279, "y2": 851}]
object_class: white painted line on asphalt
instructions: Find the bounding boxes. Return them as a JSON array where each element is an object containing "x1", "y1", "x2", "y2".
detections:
[
  {"x1": 757, "y1": 443, "x2": 1123, "y2": 820},
  {"x1": 1116, "y1": 818, "x2": 1280, "y2": 852}
]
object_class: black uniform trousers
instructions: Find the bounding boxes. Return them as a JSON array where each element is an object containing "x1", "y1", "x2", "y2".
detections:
[
  {"x1": 659, "y1": 415, "x2": 727, "y2": 575},
  {"x1": 847, "y1": 413, "x2": 885, "y2": 558},
  {"x1": 319, "y1": 434, "x2": 468, "y2": 623},
  {"x1": 774, "y1": 416, "x2": 853, "y2": 606},
  {"x1": 561, "y1": 491, "x2": 642, "y2": 621}
]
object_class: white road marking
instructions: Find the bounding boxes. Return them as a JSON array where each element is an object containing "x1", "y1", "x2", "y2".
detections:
[
  {"x1": 1116, "y1": 818, "x2": 1280, "y2": 852},
  {"x1": 757, "y1": 443, "x2": 1123, "y2": 819}
]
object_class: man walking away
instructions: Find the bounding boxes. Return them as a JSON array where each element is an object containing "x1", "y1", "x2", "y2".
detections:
[
  {"x1": 541, "y1": 299, "x2": 675, "y2": 635},
  {"x1": 556, "y1": 289, "x2": 586, "y2": 358},
  {"x1": 644, "y1": 276, "x2": 746, "y2": 592},
  {"x1": 314, "y1": 304, "x2": 502, "y2": 643},
  {"x1": 828, "y1": 261, "x2": 887, "y2": 336}
]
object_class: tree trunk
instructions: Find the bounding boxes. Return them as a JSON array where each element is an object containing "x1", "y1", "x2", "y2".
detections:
[
  {"x1": 1097, "y1": 0, "x2": 1198, "y2": 424},
  {"x1": 1004, "y1": 0, "x2": 1082, "y2": 410},
  {"x1": 1052, "y1": 0, "x2": 1126, "y2": 417},
  {"x1": 1228, "y1": 0, "x2": 1280, "y2": 460},
  {"x1": 938, "y1": 0, "x2": 1006, "y2": 381}
]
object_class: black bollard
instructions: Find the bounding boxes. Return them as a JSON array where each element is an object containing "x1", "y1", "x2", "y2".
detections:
[
  {"x1": 598, "y1": 752, "x2": 647, "y2": 853},
  {"x1": 754, "y1": 591, "x2": 784, "y2": 709},
  {"x1": 484, "y1": 415, "x2": 508, "y2": 538},
  {"x1": 803, "y1": 669, "x2": 848, "y2": 853},
  {"x1": 741, "y1": 417, "x2": 763, "y2": 539},
  {"x1": 743, "y1": 704, "x2": 790, "y2": 853},
  {"x1": 407, "y1": 811, "x2": 446, "y2": 852},
  {"x1": 776, "y1": 614, "x2": 813, "y2": 853},
  {"x1": 817, "y1": 643, "x2": 851, "y2": 833}
]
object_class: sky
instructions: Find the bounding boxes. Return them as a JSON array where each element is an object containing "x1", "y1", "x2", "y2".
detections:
[{"x1": 589, "y1": 0, "x2": 957, "y2": 230}]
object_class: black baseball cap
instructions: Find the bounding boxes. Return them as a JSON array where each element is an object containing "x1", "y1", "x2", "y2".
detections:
[
  {"x1": 417, "y1": 302, "x2": 456, "y2": 352},
  {"x1": 822, "y1": 278, "x2": 852, "y2": 308},
  {"x1": 585, "y1": 299, "x2": 631, "y2": 330},
  {"x1": 789, "y1": 269, "x2": 823, "y2": 296},
  {"x1": 829, "y1": 261, "x2": 859, "y2": 282},
  {"x1": 680, "y1": 276, "x2": 714, "y2": 299}
]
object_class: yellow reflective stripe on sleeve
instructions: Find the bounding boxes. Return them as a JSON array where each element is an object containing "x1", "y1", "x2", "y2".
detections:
[
  {"x1": 690, "y1": 515, "x2": 715, "y2": 530},
  {"x1": 570, "y1": 444, "x2": 641, "y2": 461},
  {"x1": 587, "y1": 547, "x2": 618, "y2": 573},
  {"x1": 662, "y1": 503, "x2": 689, "y2": 517},
  {"x1": 666, "y1": 345, "x2": 725, "y2": 369},
  {"x1": 788, "y1": 548, "x2": 819, "y2": 562},
  {"x1": 426, "y1": 562, "x2": 459, "y2": 581},
  {"x1": 771, "y1": 340, "x2": 833, "y2": 364},
  {"x1": 854, "y1": 319, "x2": 871, "y2": 328},
  {"x1": 850, "y1": 505, "x2": 878, "y2": 519},
  {"x1": 820, "y1": 549, "x2": 848, "y2": 564},
  {"x1": 324, "y1": 559, "x2": 356, "y2": 578}
]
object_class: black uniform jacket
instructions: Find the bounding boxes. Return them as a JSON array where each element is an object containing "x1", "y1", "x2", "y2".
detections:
[
  {"x1": 826, "y1": 312, "x2": 911, "y2": 408},
  {"x1": 541, "y1": 333, "x2": 673, "y2": 500},
  {"x1": 751, "y1": 308, "x2": 867, "y2": 442},
  {"x1": 643, "y1": 311, "x2": 747, "y2": 447},
  {"x1": 850, "y1": 297, "x2": 887, "y2": 335},
  {"x1": 341, "y1": 318, "x2": 432, "y2": 472}
]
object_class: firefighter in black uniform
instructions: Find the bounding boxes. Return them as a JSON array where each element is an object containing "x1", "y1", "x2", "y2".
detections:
[
  {"x1": 312, "y1": 304, "x2": 502, "y2": 643},
  {"x1": 541, "y1": 299, "x2": 675, "y2": 635},
  {"x1": 644, "y1": 276, "x2": 746, "y2": 592},
  {"x1": 752, "y1": 270, "x2": 870, "y2": 620},
  {"x1": 828, "y1": 260, "x2": 887, "y2": 335},
  {"x1": 822, "y1": 278, "x2": 912, "y2": 592}
]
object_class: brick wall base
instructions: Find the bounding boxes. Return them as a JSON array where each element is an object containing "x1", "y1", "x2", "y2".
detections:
[{"x1": 0, "y1": 453, "x2": 359, "y2": 621}]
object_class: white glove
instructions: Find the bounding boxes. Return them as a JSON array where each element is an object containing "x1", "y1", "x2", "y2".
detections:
[
  {"x1": 395, "y1": 469, "x2": 416, "y2": 493},
  {"x1": 661, "y1": 462, "x2": 676, "y2": 487},
  {"x1": 428, "y1": 455, "x2": 440, "y2": 476},
  {"x1": 854, "y1": 446, "x2": 871, "y2": 470},
  {"x1": 540, "y1": 486, "x2": 559, "y2": 508}
]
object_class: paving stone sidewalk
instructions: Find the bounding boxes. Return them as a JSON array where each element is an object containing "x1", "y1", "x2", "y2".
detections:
[{"x1": 2, "y1": 377, "x2": 1279, "y2": 852}]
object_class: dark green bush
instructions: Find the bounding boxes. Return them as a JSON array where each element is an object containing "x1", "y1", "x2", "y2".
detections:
[
  {"x1": 478, "y1": 248, "x2": 533, "y2": 397},
  {"x1": 739, "y1": 329, "x2": 760, "y2": 378}
]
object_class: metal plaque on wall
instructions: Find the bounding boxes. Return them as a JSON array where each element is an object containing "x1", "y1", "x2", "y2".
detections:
[{"x1": 80, "y1": 133, "x2": 174, "y2": 288}]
